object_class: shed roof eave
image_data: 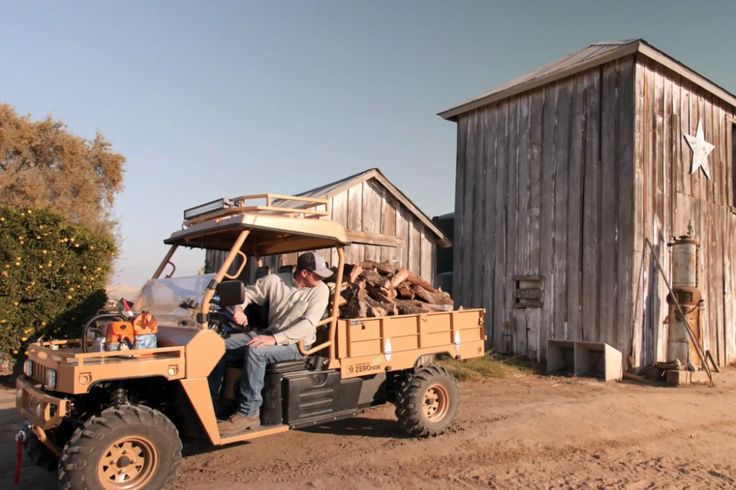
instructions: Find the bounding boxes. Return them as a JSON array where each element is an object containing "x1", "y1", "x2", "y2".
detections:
[
  {"x1": 439, "y1": 39, "x2": 736, "y2": 121},
  {"x1": 438, "y1": 41, "x2": 641, "y2": 121},
  {"x1": 636, "y1": 42, "x2": 736, "y2": 108}
]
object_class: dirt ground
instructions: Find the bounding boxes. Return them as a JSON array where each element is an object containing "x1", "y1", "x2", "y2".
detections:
[{"x1": 1, "y1": 369, "x2": 735, "y2": 489}]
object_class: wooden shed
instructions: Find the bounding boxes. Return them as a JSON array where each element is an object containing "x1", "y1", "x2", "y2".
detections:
[
  {"x1": 440, "y1": 39, "x2": 736, "y2": 370},
  {"x1": 206, "y1": 168, "x2": 450, "y2": 284}
]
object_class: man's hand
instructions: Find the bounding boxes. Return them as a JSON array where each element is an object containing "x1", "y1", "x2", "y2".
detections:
[
  {"x1": 247, "y1": 335, "x2": 277, "y2": 348},
  {"x1": 232, "y1": 307, "x2": 248, "y2": 326}
]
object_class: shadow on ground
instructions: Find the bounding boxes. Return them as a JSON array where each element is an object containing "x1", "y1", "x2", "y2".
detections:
[{"x1": 300, "y1": 416, "x2": 407, "y2": 438}]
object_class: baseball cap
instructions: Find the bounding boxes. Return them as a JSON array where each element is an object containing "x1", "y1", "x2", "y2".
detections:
[{"x1": 297, "y1": 252, "x2": 333, "y2": 279}]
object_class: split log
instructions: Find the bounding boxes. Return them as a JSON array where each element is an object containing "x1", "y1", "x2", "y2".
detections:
[
  {"x1": 368, "y1": 305, "x2": 386, "y2": 318},
  {"x1": 395, "y1": 281, "x2": 415, "y2": 300},
  {"x1": 419, "y1": 302, "x2": 454, "y2": 312},
  {"x1": 405, "y1": 271, "x2": 437, "y2": 293},
  {"x1": 360, "y1": 260, "x2": 398, "y2": 276},
  {"x1": 412, "y1": 284, "x2": 453, "y2": 305},
  {"x1": 336, "y1": 261, "x2": 454, "y2": 319},
  {"x1": 389, "y1": 268, "x2": 410, "y2": 288},
  {"x1": 341, "y1": 280, "x2": 366, "y2": 302},
  {"x1": 341, "y1": 298, "x2": 367, "y2": 318},
  {"x1": 367, "y1": 284, "x2": 397, "y2": 303},
  {"x1": 396, "y1": 299, "x2": 429, "y2": 315},
  {"x1": 347, "y1": 265, "x2": 363, "y2": 284},
  {"x1": 340, "y1": 281, "x2": 367, "y2": 318},
  {"x1": 363, "y1": 269, "x2": 391, "y2": 289},
  {"x1": 364, "y1": 296, "x2": 396, "y2": 317}
]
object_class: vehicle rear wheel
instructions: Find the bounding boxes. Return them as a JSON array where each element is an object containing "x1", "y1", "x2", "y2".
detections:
[
  {"x1": 58, "y1": 404, "x2": 181, "y2": 490},
  {"x1": 394, "y1": 365, "x2": 459, "y2": 437}
]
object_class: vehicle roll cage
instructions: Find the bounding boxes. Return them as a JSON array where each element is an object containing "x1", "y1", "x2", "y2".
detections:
[{"x1": 152, "y1": 194, "x2": 350, "y2": 363}]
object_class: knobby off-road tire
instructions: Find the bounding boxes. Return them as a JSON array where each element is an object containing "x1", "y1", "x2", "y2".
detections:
[
  {"x1": 23, "y1": 427, "x2": 59, "y2": 472},
  {"x1": 395, "y1": 365, "x2": 459, "y2": 437},
  {"x1": 58, "y1": 404, "x2": 182, "y2": 490}
]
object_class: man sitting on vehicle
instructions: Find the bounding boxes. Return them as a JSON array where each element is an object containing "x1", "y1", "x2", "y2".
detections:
[{"x1": 209, "y1": 252, "x2": 331, "y2": 435}]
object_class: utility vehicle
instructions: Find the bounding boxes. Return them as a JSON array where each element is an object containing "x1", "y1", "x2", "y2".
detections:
[{"x1": 16, "y1": 194, "x2": 485, "y2": 489}]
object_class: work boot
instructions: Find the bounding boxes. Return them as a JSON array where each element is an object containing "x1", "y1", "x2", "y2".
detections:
[
  {"x1": 215, "y1": 398, "x2": 237, "y2": 420},
  {"x1": 218, "y1": 412, "x2": 260, "y2": 436}
]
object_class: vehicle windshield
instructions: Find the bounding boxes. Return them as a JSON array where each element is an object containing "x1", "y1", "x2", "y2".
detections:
[
  {"x1": 162, "y1": 247, "x2": 207, "y2": 278},
  {"x1": 131, "y1": 246, "x2": 210, "y2": 326}
]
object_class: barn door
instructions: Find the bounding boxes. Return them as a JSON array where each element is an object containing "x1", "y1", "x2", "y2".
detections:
[
  {"x1": 512, "y1": 276, "x2": 544, "y2": 361},
  {"x1": 511, "y1": 308, "x2": 542, "y2": 361}
]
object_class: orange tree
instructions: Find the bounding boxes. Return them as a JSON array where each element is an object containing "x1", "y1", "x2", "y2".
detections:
[
  {"x1": 0, "y1": 105, "x2": 124, "y2": 369},
  {"x1": 0, "y1": 208, "x2": 115, "y2": 366}
]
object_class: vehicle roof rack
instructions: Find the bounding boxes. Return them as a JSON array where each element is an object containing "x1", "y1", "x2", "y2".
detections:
[{"x1": 183, "y1": 194, "x2": 330, "y2": 227}]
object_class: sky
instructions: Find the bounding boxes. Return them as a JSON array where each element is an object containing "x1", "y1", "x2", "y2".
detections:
[{"x1": 1, "y1": 0, "x2": 735, "y2": 285}]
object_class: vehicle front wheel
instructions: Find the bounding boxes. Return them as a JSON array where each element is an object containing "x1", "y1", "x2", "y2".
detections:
[
  {"x1": 394, "y1": 365, "x2": 459, "y2": 437},
  {"x1": 58, "y1": 404, "x2": 181, "y2": 490}
]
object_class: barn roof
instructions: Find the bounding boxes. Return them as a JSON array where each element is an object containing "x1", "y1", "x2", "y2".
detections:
[
  {"x1": 439, "y1": 39, "x2": 736, "y2": 121},
  {"x1": 277, "y1": 168, "x2": 451, "y2": 247}
]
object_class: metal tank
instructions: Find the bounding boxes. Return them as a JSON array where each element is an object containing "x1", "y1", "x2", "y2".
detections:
[{"x1": 666, "y1": 230, "x2": 704, "y2": 368}]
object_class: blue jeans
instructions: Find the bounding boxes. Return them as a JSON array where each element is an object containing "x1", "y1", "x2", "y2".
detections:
[{"x1": 208, "y1": 332, "x2": 303, "y2": 417}]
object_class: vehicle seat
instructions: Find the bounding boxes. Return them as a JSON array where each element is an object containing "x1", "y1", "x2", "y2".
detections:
[
  {"x1": 266, "y1": 359, "x2": 310, "y2": 374},
  {"x1": 226, "y1": 355, "x2": 327, "y2": 372},
  {"x1": 278, "y1": 265, "x2": 295, "y2": 275}
]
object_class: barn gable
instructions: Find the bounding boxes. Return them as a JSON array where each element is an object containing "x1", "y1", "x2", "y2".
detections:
[{"x1": 440, "y1": 39, "x2": 736, "y2": 121}]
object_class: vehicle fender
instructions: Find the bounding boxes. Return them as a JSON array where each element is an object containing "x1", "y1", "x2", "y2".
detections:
[{"x1": 185, "y1": 329, "x2": 225, "y2": 378}]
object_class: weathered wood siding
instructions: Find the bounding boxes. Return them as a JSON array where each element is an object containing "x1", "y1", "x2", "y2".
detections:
[
  {"x1": 453, "y1": 57, "x2": 636, "y2": 362},
  {"x1": 286, "y1": 180, "x2": 436, "y2": 282},
  {"x1": 206, "y1": 179, "x2": 439, "y2": 283},
  {"x1": 631, "y1": 56, "x2": 736, "y2": 368}
]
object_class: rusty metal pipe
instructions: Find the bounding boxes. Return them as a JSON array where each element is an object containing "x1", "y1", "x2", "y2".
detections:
[{"x1": 644, "y1": 238, "x2": 713, "y2": 386}]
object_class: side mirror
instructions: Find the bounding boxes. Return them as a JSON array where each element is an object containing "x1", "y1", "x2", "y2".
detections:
[{"x1": 216, "y1": 281, "x2": 245, "y2": 307}]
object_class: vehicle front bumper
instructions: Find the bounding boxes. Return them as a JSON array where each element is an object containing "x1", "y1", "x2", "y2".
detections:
[{"x1": 15, "y1": 376, "x2": 70, "y2": 430}]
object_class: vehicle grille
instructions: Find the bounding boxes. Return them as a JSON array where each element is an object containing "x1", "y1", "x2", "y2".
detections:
[{"x1": 31, "y1": 362, "x2": 48, "y2": 385}]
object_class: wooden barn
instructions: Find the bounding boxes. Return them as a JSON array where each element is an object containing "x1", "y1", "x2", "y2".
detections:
[
  {"x1": 440, "y1": 39, "x2": 736, "y2": 370},
  {"x1": 206, "y1": 168, "x2": 450, "y2": 284}
]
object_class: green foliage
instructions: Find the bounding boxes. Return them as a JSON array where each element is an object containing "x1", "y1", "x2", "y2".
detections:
[{"x1": 0, "y1": 207, "x2": 115, "y2": 364}]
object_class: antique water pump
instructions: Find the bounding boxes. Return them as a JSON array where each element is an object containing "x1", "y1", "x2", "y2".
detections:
[{"x1": 666, "y1": 225, "x2": 704, "y2": 368}]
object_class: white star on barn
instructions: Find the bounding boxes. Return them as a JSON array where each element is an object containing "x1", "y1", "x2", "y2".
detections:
[{"x1": 683, "y1": 119, "x2": 715, "y2": 180}]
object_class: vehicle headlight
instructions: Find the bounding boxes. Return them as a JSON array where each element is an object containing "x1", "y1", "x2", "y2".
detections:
[
  {"x1": 45, "y1": 368, "x2": 57, "y2": 390},
  {"x1": 23, "y1": 360, "x2": 33, "y2": 377}
]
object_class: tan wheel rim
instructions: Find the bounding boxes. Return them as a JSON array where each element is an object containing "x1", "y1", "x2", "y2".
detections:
[
  {"x1": 97, "y1": 435, "x2": 157, "y2": 490},
  {"x1": 423, "y1": 383, "x2": 450, "y2": 422}
]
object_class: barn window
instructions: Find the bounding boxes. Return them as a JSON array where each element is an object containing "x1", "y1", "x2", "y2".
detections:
[{"x1": 513, "y1": 276, "x2": 544, "y2": 309}]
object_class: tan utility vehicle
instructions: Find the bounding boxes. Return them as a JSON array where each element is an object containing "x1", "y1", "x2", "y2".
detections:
[{"x1": 16, "y1": 194, "x2": 485, "y2": 489}]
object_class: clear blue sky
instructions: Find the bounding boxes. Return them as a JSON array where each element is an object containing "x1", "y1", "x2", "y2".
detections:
[{"x1": 2, "y1": 1, "x2": 735, "y2": 285}]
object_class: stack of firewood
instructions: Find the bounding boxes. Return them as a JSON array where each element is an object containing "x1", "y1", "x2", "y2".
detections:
[{"x1": 327, "y1": 260, "x2": 454, "y2": 319}]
